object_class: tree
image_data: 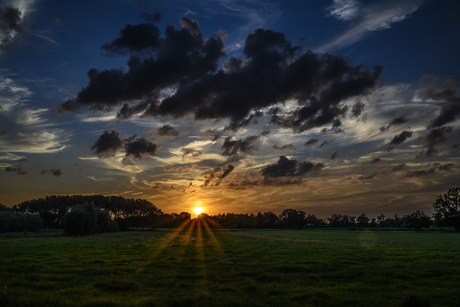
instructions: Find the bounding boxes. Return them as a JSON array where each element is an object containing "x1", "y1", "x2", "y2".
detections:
[
  {"x1": 279, "y1": 209, "x2": 306, "y2": 229},
  {"x1": 433, "y1": 187, "x2": 460, "y2": 231},
  {"x1": 405, "y1": 210, "x2": 432, "y2": 232},
  {"x1": 357, "y1": 213, "x2": 369, "y2": 227}
]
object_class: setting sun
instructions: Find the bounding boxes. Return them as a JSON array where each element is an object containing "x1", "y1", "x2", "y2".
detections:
[{"x1": 194, "y1": 207, "x2": 203, "y2": 215}]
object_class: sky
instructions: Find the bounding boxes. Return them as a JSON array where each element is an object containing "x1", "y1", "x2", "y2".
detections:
[{"x1": 0, "y1": 0, "x2": 459, "y2": 218}]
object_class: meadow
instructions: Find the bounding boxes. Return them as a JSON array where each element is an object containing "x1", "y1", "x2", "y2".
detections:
[{"x1": 0, "y1": 228, "x2": 459, "y2": 307}]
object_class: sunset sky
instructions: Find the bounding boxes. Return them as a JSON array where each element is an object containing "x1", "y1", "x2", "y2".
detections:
[{"x1": 1, "y1": 0, "x2": 459, "y2": 218}]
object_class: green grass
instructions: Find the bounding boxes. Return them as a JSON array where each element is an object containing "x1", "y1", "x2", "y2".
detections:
[{"x1": 1, "y1": 229, "x2": 459, "y2": 307}]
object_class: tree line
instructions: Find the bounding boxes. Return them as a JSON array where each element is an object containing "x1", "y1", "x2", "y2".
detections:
[{"x1": 0, "y1": 187, "x2": 459, "y2": 234}]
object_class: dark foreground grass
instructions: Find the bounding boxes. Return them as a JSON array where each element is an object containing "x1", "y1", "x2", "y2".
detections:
[{"x1": 0, "y1": 228, "x2": 459, "y2": 307}]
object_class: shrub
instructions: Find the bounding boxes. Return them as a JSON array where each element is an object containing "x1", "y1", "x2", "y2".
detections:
[
  {"x1": 62, "y1": 202, "x2": 118, "y2": 236},
  {"x1": 0, "y1": 211, "x2": 43, "y2": 232},
  {"x1": 62, "y1": 203, "x2": 96, "y2": 235}
]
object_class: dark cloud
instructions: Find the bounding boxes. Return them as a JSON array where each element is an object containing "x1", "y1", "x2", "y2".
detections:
[
  {"x1": 3, "y1": 166, "x2": 32, "y2": 176},
  {"x1": 157, "y1": 124, "x2": 179, "y2": 137},
  {"x1": 351, "y1": 100, "x2": 365, "y2": 118},
  {"x1": 91, "y1": 130, "x2": 124, "y2": 158},
  {"x1": 419, "y1": 78, "x2": 460, "y2": 129},
  {"x1": 221, "y1": 132, "x2": 267, "y2": 156},
  {"x1": 272, "y1": 143, "x2": 295, "y2": 151},
  {"x1": 370, "y1": 158, "x2": 381, "y2": 164},
  {"x1": 387, "y1": 130, "x2": 413, "y2": 150},
  {"x1": 181, "y1": 149, "x2": 202, "y2": 160},
  {"x1": 220, "y1": 163, "x2": 235, "y2": 179},
  {"x1": 51, "y1": 168, "x2": 64, "y2": 177},
  {"x1": 417, "y1": 126, "x2": 453, "y2": 158},
  {"x1": 40, "y1": 169, "x2": 48, "y2": 175},
  {"x1": 227, "y1": 173, "x2": 303, "y2": 188},
  {"x1": 202, "y1": 163, "x2": 235, "y2": 187},
  {"x1": 392, "y1": 164, "x2": 406, "y2": 172},
  {"x1": 260, "y1": 155, "x2": 324, "y2": 178},
  {"x1": 224, "y1": 111, "x2": 264, "y2": 131},
  {"x1": 124, "y1": 137, "x2": 161, "y2": 160},
  {"x1": 117, "y1": 96, "x2": 159, "y2": 119},
  {"x1": 54, "y1": 17, "x2": 226, "y2": 114},
  {"x1": 379, "y1": 115, "x2": 409, "y2": 132},
  {"x1": 142, "y1": 11, "x2": 162, "y2": 23},
  {"x1": 329, "y1": 151, "x2": 343, "y2": 159},
  {"x1": 403, "y1": 168, "x2": 435, "y2": 178},
  {"x1": 101, "y1": 23, "x2": 161, "y2": 55},
  {"x1": 160, "y1": 164, "x2": 197, "y2": 172},
  {"x1": 17, "y1": 167, "x2": 29, "y2": 176},
  {"x1": 318, "y1": 140, "x2": 331, "y2": 149},
  {"x1": 17, "y1": 158, "x2": 27, "y2": 163},
  {"x1": 0, "y1": 7, "x2": 26, "y2": 51},
  {"x1": 56, "y1": 24, "x2": 381, "y2": 133},
  {"x1": 438, "y1": 163, "x2": 454, "y2": 171},
  {"x1": 305, "y1": 138, "x2": 318, "y2": 146},
  {"x1": 357, "y1": 172, "x2": 377, "y2": 180},
  {"x1": 0, "y1": 130, "x2": 6, "y2": 136}
]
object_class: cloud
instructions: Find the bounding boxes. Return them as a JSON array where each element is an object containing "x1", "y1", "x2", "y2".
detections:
[
  {"x1": 392, "y1": 163, "x2": 406, "y2": 172},
  {"x1": 387, "y1": 130, "x2": 413, "y2": 150},
  {"x1": 329, "y1": 150, "x2": 343, "y2": 159},
  {"x1": 318, "y1": 140, "x2": 332, "y2": 149},
  {"x1": 91, "y1": 130, "x2": 124, "y2": 158},
  {"x1": 181, "y1": 149, "x2": 202, "y2": 160},
  {"x1": 317, "y1": 0, "x2": 423, "y2": 52},
  {"x1": 417, "y1": 126, "x2": 453, "y2": 157},
  {"x1": 357, "y1": 172, "x2": 377, "y2": 180},
  {"x1": 101, "y1": 23, "x2": 162, "y2": 55},
  {"x1": 271, "y1": 143, "x2": 295, "y2": 151},
  {"x1": 438, "y1": 163, "x2": 454, "y2": 171},
  {"x1": 160, "y1": 164, "x2": 197, "y2": 172},
  {"x1": 260, "y1": 155, "x2": 324, "y2": 177},
  {"x1": 305, "y1": 138, "x2": 318, "y2": 146},
  {"x1": 370, "y1": 158, "x2": 381, "y2": 164},
  {"x1": 157, "y1": 124, "x2": 179, "y2": 138},
  {"x1": 124, "y1": 137, "x2": 161, "y2": 160},
  {"x1": 202, "y1": 163, "x2": 235, "y2": 187},
  {"x1": 56, "y1": 24, "x2": 381, "y2": 134},
  {"x1": 327, "y1": 0, "x2": 360, "y2": 21},
  {"x1": 221, "y1": 132, "x2": 267, "y2": 156},
  {"x1": 351, "y1": 99, "x2": 365, "y2": 118},
  {"x1": 54, "y1": 17, "x2": 226, "y2": 114},
  {"x1": 380, "y1": 115, "x2": 409, "y2": 131},
  {"x1": 3, "y1": 166, "x2": 29, "y2": 176},
  {"x1": 0, "y1": 6, "x2": 27, "y2": 51},
  {"x1": 418, "y1": 78, "x2": 460, "y2": 129},
  {"x1": 403, "y1": 168, "x2": 435, "y2": 178},
  {"x1": 51, "y1": 168, "x2": 64, "y2": 177}
]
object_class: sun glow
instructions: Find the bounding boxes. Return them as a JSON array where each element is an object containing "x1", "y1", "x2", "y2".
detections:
[{"x1": 194, "y1": 207, "x2": 203, "y2": 215}]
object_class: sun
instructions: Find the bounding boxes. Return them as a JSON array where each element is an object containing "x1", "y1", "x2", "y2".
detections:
[{"x1": 194, "y1": 207, "x2": 203, "y2": 215}]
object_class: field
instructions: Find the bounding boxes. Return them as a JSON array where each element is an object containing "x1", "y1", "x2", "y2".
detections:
[{"x1": 1, "y1": 228, "x2": 459, "y2": 307}]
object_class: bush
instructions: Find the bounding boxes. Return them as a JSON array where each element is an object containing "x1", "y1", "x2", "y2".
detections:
[
  {"x1": 0, "y1": 211, "x2": 43, "y2": 232},
  {"x1": 62, "y1": 205, "x2": 95, "y2": 235},
  {"x1": 62, "y1": 202, "x2": 118, "y2": 236}
]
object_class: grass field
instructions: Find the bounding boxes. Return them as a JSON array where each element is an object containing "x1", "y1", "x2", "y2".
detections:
[{"x1": 1, "y1": 228, "x2": 459, "y2": 307}]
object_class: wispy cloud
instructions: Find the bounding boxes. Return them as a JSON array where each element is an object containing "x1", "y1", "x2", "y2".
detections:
[
  {"x1": 213, "y1": 0, "x2": 281, "y2": 53},
  {"x1": 317, "y1": 0, "x2": 426, "y2": 52},
  {"x1": 327, "y1": 0, "x2": 360, "y2": 21}
]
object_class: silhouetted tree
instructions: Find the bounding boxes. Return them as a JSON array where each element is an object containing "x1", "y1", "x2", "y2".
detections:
[
  {"x1": 405, "y1": 210, "x2": 432, "y2": 231},
  {"x1": 433, "y1": 187, "x2": 460, "y2": 231},
  {"x1": 377, "y1": 214, "x2": 385, "y2": 227},
  {"x1": 279, "y1": 209, "x2": 306, "y2": 229},
  {"x1": 357, "y1": 213, "x2": 369, "y2": 227}
]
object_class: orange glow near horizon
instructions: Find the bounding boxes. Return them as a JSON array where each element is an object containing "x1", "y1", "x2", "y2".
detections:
[{"x1": 194, "y1": 207, "x2": 203, "y2": 215}]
